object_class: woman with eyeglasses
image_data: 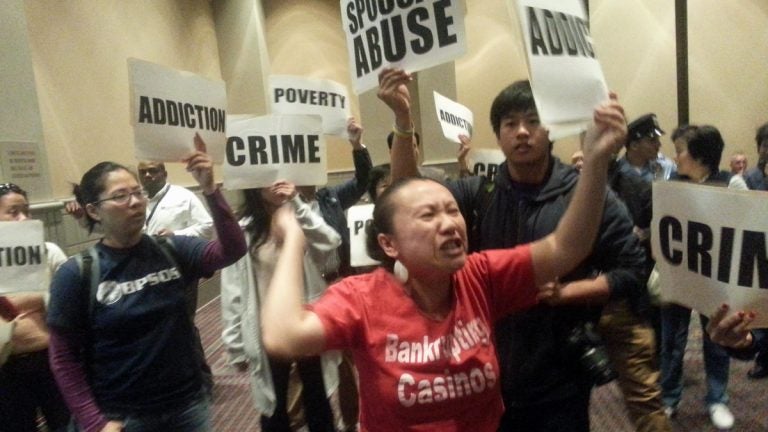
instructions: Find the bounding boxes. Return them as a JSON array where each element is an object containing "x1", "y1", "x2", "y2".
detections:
[
  {"x1": 0, "y1": 182, "x2": 71, "y2": 431},
  {"x1": 46, "y1": 135, "x2": 247, "y2": 432}
]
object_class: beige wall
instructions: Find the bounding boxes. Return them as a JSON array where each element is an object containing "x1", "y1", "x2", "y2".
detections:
[
  {"x1": 25, "y1": 0, "x2": 222, "y2": 198},
  {"x1": 591, "y1": 0, "x2": 677, "y2": 156},
  {"x1": 688, "y1": 0, "x2": 768, "y2": 161},
  {"x1": 19, "y1": 0, "x2": 768, "y2": 202}
]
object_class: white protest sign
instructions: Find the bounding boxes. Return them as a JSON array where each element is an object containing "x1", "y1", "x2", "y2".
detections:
[
  {"x1": 651, "y1": 182, "x2": 768, "y2": 327},
  {"x1": 129, "y1": 58, "x2": 228, "y2": 163},
  {"x1": 511, "y1": 0, "x2": 608, "y2": 139},
  {"x1": 347, "y1": 204, "x2": 378, "y2": 267},
  {"x1": 269, "y1": 75, "x2": 351, "y2": 137},
  {"x1": 223, "y1": 115, "x2": 327, "y2": 189},
  {"x1": 469, "y1": 149, "x2": 505, "y2": 181},
  {"x1": 433, "y1": 91, "x2": 473, "y2": 143},
  {"x1": 341, "y1": 0, "x2": 467, "y2": 93},
  {"x1": 0, "y1": 221, "x2": 47, "y2": 294}
]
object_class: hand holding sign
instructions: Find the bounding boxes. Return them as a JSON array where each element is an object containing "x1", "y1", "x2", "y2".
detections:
[
  {"x1": 270, "y1": 180, "x2": 298, "y2": 204},
  {"x1": 183, "y1": 133, "x2": 216, "y2": 194},
  {"x1": 457, "y1": 134, "x2": 471, "y2": 176},
  {"x1": 377, "y1": 68, "x2": 414, "y2": 129},
  {"x1": 581, "y1": 93, "x2": 626, "y2": 166},
  {"x1": 706, "y1": 304, "x2": 756, "y2": 349},
  {"x1": 347, "y1": 117, "x2": 364, "y2": 149}
]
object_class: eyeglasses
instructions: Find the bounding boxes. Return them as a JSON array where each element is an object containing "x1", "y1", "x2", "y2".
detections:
[
  {"x1": 0, "y1": 183, "x2": 25, "y2": 196},
  {"x1": 92, "y1": 189, "x2": 148, "y2": 206}
]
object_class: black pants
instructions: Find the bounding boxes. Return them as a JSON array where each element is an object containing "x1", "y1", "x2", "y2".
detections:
[
  {"x1": 261, "y1": 356, "x2": 335, "y2": 432},
  {"x1": 754, "y1": 329, "x2": 768, "y2": 367},
  {"x1": 0, "y1": 350, "x2": 70, "y2": 432},
  {"x1": 498, "y1": 388, "x2": 591, "y2": 432}
]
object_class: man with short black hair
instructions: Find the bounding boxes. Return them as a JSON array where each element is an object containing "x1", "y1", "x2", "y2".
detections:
[{"x1": 137, "y1": 161, "x2": 213, "y2": 239}]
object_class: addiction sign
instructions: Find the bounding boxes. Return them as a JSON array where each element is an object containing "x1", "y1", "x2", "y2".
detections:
[
  {"x1": 129, "y1": 58, "x2": 228, "y2": 163},
  {"x1": 341, "y1": 0, "x2": 467, "y2": 93},
  {"x1": 0, "y1": 221, "x2": 46, "y2": 294},
  {"x1": 223, "y1": 115, "x2": 327, "y2": 190},
  {"x1": 433, "y1": 91, "x2": 473, "y2": 143},
  {"x1": 651, "y1": 182, "x2": 768, "y2": 327},
  {"x1": 511, "y1": 0, "x2": 608, "y2": 138}
]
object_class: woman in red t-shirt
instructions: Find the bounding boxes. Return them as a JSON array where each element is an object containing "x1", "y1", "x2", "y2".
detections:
[{"x1": 259, "y1": 69, "x2": 628, "y2": 431}]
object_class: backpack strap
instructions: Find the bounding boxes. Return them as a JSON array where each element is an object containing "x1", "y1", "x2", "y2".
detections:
[
  {"x1": 74, "y1": 245, "x2": 101, "y2": 319},
  {"x1": 148, "y1": 235, "x2": 184, "y2": 279}
]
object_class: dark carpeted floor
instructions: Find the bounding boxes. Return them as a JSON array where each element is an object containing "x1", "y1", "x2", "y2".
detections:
[{"x1": 197, "y1": 295, "x2": 767, "y2": 431}]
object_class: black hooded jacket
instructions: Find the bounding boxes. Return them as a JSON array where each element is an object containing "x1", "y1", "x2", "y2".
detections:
[{"x1": 446, "y1": 157, "x2": 648, "y2": 406}]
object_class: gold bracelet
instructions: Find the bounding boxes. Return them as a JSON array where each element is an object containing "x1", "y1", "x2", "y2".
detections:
[{"x1": 392, "y1": 123, "x2": 414, "y2": 138}]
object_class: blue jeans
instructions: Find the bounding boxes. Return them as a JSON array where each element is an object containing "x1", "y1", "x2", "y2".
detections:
[
  {"x1": 660, "y1": 303, "x2": 730, "y2": 408},
  {"x1": 70, "y1": 393, "x2": 211, "y2": 432}
]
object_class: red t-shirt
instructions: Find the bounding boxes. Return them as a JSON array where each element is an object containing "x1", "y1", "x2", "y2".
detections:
[{"x1": 308, "y1": 245, "x2": 537, "y2": 432}]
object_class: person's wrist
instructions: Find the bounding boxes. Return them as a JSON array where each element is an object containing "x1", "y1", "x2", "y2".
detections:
[
  {"x1": 736, "y1": 332, "x2": 755, "y2": 349},
  {"x1": 394, "y1": 111, "x2": 412, "y2": 130},
  {"x1": 392, "y1": 122, "x2": 414, "y2": 139},
  {"x1": 202, "y1": 184, "x2": 218, "y2": 195}
]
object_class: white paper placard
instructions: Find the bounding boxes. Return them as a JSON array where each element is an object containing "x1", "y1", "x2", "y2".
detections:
[
  {"x1": 269, "y1": 75, "x2": 351, "y2": 137},
  {"x1": 468, "y1": 149, "x2": 505, "y2": 181},
  {"x1": 433, "y1": 91, "x2": 473, "y2": 143},
  {"x1": 341, "y1": 0, "x2": 467, "y2": 93},
  {"x1": 511, "y1": 0, "x2": 608, "y2": 139},
  {"x1": 129, "y1": 58, "x2": 228, "y2": 163},
  {"x1": 651, "y1": 181, "x2": 768, "y2": 327},
  {"x1": 0, "y1": 220, "x2": 47, "y2": 294},
  {"x1": 347, "y1": 204, "x2": 378, "y2": 267},
  {"x1": 223, "y1": 115, "x2": 327, "y2": 189}
]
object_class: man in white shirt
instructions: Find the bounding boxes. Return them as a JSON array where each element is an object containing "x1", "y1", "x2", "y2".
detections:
[{"x1": 137, "y1": 161, "x2": 213, "y2": 239}]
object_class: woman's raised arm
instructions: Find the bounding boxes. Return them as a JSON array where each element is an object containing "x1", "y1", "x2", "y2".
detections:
[{"x1": 261, "y1": 205, "x2": 327, "y2": 358}]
